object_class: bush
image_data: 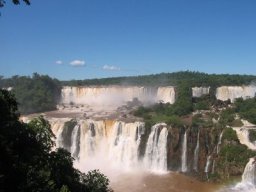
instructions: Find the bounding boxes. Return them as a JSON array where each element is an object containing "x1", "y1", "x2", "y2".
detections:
[{"x1": 222, "y1": 128, "x2": 239, "y2": 142}]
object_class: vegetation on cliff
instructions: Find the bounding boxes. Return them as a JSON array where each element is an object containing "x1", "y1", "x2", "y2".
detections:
[
  {"x1": 0, "y1": 73, "x2": 61, "y2": 114},
  {"x1": 0, "y1": 89, "x2": 110, "y2": 192}
]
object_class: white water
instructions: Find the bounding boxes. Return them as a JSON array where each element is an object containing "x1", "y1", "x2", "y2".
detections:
[
  {"x1": 222, "y1": 158, "x2": 256, "y2": 192},
  {"x1": 216, "y1": 86, "x2": 256, "y2": 102},
  {"x1": 156, "y1": 87, "x2": 176, "y2": 104},
  {"x1": 109, "y1": 121, "x2": 143, "y2": 170},
  {"x1": 233, "y1": 127, "x2": 256, "y2": 151},
  {"x1": 144, "y1": 123, "x2": 168, "y2": 172},
  {"x1": 50, "y1": 119, "x2": 169, "y2": 173},
  {"x1": 70, "y1": 125, "x2": 80, "y2": 157},
  {"x1": 242, "y1": 158, "x2": 256, "y2": 185},
  {"x1": 181, "y1": 131, "x2": 188, "y2": 172},
  {"x1": 217, "y1": 131, "x2": 224, "y2": 154},
  {"x1": 193, "y1": 130, "x2": 200, "y2": 171},
  {"x1": 192, "y1": 87, "x2": 210, "y2": 98},
  {"x1": 60, "y1": 86, "x2": 175, "y2": 107},
  {"x1": 204, "y1": 155, "x2": 212, "y2": 173}
]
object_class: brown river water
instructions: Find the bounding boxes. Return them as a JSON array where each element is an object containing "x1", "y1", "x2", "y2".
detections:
[{"x1": 110, "y1": 172, "x2": 222, "y2": 192}]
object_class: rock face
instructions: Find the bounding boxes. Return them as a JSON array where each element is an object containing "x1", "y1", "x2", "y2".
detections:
[
  {"x1": 216, "y1": 86, "x2": 256, "y2": 102},
  {"x1": 60, "y1": 86, "x2": 176, "y2": 107},
  {"x1": 192, "y1": 87, "x2": 210, "y2": 98}
]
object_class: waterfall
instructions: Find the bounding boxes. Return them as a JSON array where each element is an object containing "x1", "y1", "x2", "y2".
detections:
[
  {"x1": 242, "y1": 157, "x2": 256, "y2": 185},
  {"x1": 108, "y1": 122, "x2": 144, "y2": 169},
  {"x1": 79, "y1": 120, "x2": 105, "y2": 160},
  {"x1": 181, "y1": 131, "x2": 188, "y2": 172},
  {"x1": 192, "y1": 87, "x2": 210, "y2": 98},
  {"x1": 144, "y1": 123, "x2": 168, "y2": 172},
  {"x1": 193, "y1": 130, "x2": 200, "y2": 171},
  {"x1": 212, "y1": 160, "x2": 216, "y2": 174},
  {"x1": 70, "y1": 125, "x2": 80, "y2": 158},
  {"x1": 51, "y1": 118, "x2": 172, "y2": 173},
  {"x1": 50, "y1": 119, "x2": 66, "y2": 149},
  {"x1": 156, "y1": 87, "x2": 175, "y2": 104},
  {"x1": 60, "y1": 86, "x2": 176, "y2": 107},
  {"x1": 217, "y1": 131, "x2": 224, "y2": 154},
  {"x1": 216, "y1": 86, "x2": 256, "y2": 102},
  {"x1": 204, "y1": 155, "x2": 212, "y2": 173},
  {"x1": 229, "y1": 157, "x2": 256, "y2": 191}
]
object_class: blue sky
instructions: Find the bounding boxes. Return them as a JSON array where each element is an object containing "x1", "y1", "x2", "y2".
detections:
[{"x1": 0, "y1": 0, "x2": 256, "y2": 80}]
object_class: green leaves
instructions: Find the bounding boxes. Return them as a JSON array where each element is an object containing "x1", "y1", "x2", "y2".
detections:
[
  {"x1": 81, "y1": 170, "x2": 110, "y2": 192},
  {"x1": 0, "y1": 90, "x2": 111, "y2": 192}
]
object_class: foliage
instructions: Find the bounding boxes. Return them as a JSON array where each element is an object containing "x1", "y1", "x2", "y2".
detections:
[
  {"x1": 0, "y1": 73, "x2": 61, "y2": 114},
  {"x1": 0, "y1": 0, "x2": 30, "y2": 7},
  {"x1": 222, "y1": 128, "x2": 239, "y2": 142},
  {"x1": 81, "y1": 170, "x2": 110, "y2": 192},
  {"x1": 193, "y1": 100, "x2": 210, "y2": 111},
  {"x1": 60, "y1": 71, "x2": 256, "y2": 87},
  {"x1": 234, "y1": 98, "x2": 256, "y2": 124},
  {"x1": 249, "y1": 130, "x2": 256, "y2": 142},
  {"x1": 0, "y1": 89, "x2": 110, "y2": 192},
  {"x1": 219, "y1": 144, "x2": 256, "y2": 167},
  {"x1": 219, "y1": 108, "x2": 235, "y2": 127}
]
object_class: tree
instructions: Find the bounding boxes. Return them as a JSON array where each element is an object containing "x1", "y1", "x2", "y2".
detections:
[
  {"x1": 0, "y1": 89, "x2": 111, "y2": 192},
  {"x1": 0, "y1": 0, "x2": 30, "y2": 7}
]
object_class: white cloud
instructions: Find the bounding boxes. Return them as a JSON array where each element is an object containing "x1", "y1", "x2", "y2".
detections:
[
  {"x1": 55, "y1": 60, "x2": 63, "y2": 64},
  {"x1": 102, "y1": 65, "x2": 120, "y2": 71},
  {"x1": 70, "y1": 60, "x2": 85, "y2": 66}
]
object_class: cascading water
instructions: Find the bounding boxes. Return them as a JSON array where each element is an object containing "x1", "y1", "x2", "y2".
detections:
[
  {"x1": 181, "y1": 131, "x2": 188, "y2": 172},
  {"x1": 144, "y1": 123, "x2": 168, "y2": 172},
  {"x1": 79, "y1": 120, "x2": 105, "y2": 160},
  {"x1": 217, "y1": 131, "x2": 224, "y2": 154},
  {"x1": 60, "y1": 86, "x2": 176, "y2": 107},
  {"x1": 70, "y1": 124, "x2": 80, "y2": 158},
  {"x1": 204, "y1": 155, "x2": 212, "y2": 173},
  {"x1": 242, "y1": 158, "x2": 256, "y2": 185},
  {"x1": 108, "y1": 122, "x2": 144, "y2": 169},
  {"x1": 224, "y1": 157, "x2": 256, "y2": 192},
  {"x1": 193, "y1": 130, "x2": 200, "y2": 171},
  {"x1": 204, "y1": 155, "x2": 212, "y2": 180}
]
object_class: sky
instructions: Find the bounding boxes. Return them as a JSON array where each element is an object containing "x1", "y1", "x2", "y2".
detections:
[{"x1": 0, "y1": 0, "x2": 256, "y2": 80}]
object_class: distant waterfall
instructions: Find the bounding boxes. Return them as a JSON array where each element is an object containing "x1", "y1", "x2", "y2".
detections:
[
  {"x1": 204, "y1": 155, "x2": 212, "y2": 173},
  {"x1": 144, "y1": 123, "x2": 168, "y2": 172},
  {"x1": 193, "y1": 130, "x2": 200, "y2": 171},
  {"x1": 217, "y1": 131, "x2": 224, "y2": 154},
  {"x1": 181, "y1": 131, "x2": 188, "y2": 172}
]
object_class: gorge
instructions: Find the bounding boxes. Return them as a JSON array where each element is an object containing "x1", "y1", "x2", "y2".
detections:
[{"x1": 3, "y1": 72, "x2": 256, "y2": 192}]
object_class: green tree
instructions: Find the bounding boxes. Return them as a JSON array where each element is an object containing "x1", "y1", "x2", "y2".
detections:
[
  {"x1": 0, "y1": 89, "x2": 111, "y2": 192},
  {"x1": 0, "y1": 0, "x2": 30, "y2": 7}
]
